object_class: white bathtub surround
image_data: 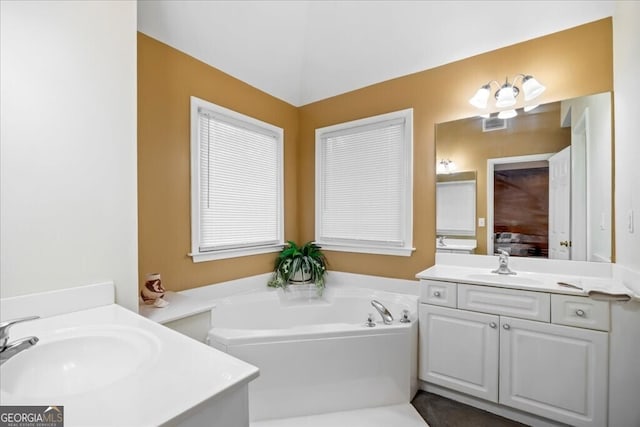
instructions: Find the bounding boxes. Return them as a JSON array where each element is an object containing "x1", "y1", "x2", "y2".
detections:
[
  {"x1": 139, "y1": 290, "x2": 217, "y2": 325},
  {"x1": 323, "y1": 270, "x2": 420, "y2": 295},
  {"x1": 140, "y1": 271, "x2": 420, "y2": 343},
  {"x1": 207, "y1": 287, "x2": 419, "y2": 422},
  {"x1": 137, "y1": 272, "x2": 421, "y2": 423},
  {"x1": 180, "y1": 271, "x2": 420, "y2": 301},
  {"x1": 1, "y1": 284, "x2": 258, "y2": 427},
  {"x1": 250, "y1": 403, "x2": 427, "y2": 427}
]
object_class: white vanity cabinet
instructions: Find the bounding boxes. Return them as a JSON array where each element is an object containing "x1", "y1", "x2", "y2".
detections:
[
  {"x1": 419, "y1": 304, "x2": 499, "y2": 401},
  {"x1": 419, "y1": 280, "x2": 609, "y2": 427},
  {"x1": 499, "y1": 316, "x2": 608, "y2": 427}
]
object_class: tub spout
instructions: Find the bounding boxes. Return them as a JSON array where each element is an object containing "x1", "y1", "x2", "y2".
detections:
[{"x1": 371, "y1": 300, "x2": 393, "y2": 325}]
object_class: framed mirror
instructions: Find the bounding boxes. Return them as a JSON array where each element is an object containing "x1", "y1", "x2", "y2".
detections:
[{"x1": 435, "y1": 92, "x2": 612, "y2": 262}]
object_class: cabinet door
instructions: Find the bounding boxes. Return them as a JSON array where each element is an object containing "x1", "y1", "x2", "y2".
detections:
[
  {"x1": 419, "y1": 304, "x2": 499, "y2": 402},
  {"x1": 499, "y1": 317, "x2": 608, "y2": 427}
]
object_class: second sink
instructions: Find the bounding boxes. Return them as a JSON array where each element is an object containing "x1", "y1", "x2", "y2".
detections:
[{"x1": 1, "y1": 325, "x2": 160, "y2": 398}]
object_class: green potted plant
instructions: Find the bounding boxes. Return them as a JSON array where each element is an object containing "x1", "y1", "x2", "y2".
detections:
[{"x1": 267, "y1": 241, "x2": 328, "y2": 295}]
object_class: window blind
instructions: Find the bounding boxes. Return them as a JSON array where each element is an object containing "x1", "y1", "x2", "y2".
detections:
[
  {"x1": 198, "y1": 108, "x2": 281, "y2": 252},
  {"x1": 436, "y1": 180, "x2": 476, "y2": 236},
  {"x1": 317, "y1": 117, "x2": 408, "y2": 247}
]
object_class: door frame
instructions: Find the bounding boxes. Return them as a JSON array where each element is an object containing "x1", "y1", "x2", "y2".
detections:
[
  {"x1": 487, "y1": 153, "x2": 554, "y2": 257},
  {"x1": 571, "y1": 108, "x2": 590, "y2": 261}
]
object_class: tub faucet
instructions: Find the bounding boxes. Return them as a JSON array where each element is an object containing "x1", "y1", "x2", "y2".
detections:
[
  {"x1": 438, "y1": 235, "x2": 446, "y2": 246},
  {"x1": 492, "y1": 250, "x2": 516, "y2": 275},
  {"x1": 371, "y1": 300, "x2": 394, "y2": 325},
  {"x1": 0, "y1": 316, "x2": 40, "y2": 365}
]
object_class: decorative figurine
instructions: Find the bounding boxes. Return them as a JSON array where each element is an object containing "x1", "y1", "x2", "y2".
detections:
[{"x1": 141, "y1": 273, "x2": 169, "y2": 308}]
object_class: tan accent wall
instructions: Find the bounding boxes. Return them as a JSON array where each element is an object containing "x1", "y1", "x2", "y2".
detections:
[
  {"x1": 297, "y1": 18, "x2": 612, "y2": 280},
  {"x1": 436, "y1": 102, "x2": 571, "y2": 255},
  {"x1": 138, "y1": 18, "x2": 613, "y2": 290},
  {"x1": 137, "y1": 33, "x2": 299, "y2": 292}
]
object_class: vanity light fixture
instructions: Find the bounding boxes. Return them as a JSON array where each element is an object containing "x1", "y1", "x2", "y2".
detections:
[
  {"x1": 437, "y1": 159, "x2": 456, "y2": 174},
  {"x1": 469, "y1": 74, "x2": 546, "y2": 111}
]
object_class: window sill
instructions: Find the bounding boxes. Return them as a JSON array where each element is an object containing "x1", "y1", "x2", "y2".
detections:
[
  {"x1": 189, "y1": 244, "x2": 283, "y2": 262},
  {"x1": 316, "y1": 243, "x2": 415, "y2": 257}
]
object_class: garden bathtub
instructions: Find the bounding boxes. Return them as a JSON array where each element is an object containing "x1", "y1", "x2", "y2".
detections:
[{"x1": 206, "y1": 287, "x2": 418, "y2": 421}]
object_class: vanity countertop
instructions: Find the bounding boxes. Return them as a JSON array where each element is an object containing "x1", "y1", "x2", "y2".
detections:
[
  {"x1": 417, "y1": 253, "x2": 638, "y2": 300},
  {"x1": 0, "y1": 304, "x2": 259, "y2": 426}
]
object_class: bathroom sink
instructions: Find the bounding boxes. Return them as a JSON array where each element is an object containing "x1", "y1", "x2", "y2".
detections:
[
  {"x1": 1, "y1": 325, "x2": 160, "y2": 398},
  {"x1": 466, "y1": 273, "x2": 545, "y2": 286}
]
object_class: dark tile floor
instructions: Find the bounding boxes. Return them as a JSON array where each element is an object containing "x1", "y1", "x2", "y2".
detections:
[{"x1": 411, "y1": 391, "x2": 529, "y2": 427}]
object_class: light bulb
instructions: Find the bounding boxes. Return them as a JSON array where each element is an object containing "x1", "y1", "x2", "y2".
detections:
[
  {"x1": 496, "y1": 85, "x2": 517, "y2": 108},
  {"x1": 522, "y1": 75, "x2": 545, "y2": 101},
  {"x1": 469, "y1": 85, "x2": 490, "y2": 109},
  {"x1": 498, "y1": 109, "x2": 517, "y2": 119}
]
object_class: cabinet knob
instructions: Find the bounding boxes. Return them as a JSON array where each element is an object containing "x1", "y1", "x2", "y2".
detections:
[
  {"x1": 489, "y1": 322, "x2": 497, "y2": 329},
  {"x1": 433, "y1": 291, "x2": 441, "y2": 297},
  {"x1": 575, "y1": 309, "x2": 586, "y2": 317},
  {"x1": 502, "y1": 324, "x2": 511, "y2": 330}
]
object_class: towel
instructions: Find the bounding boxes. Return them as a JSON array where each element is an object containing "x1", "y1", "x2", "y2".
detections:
[{"x1": 557, "y1": 281, "x2": 634, "y2": 302}]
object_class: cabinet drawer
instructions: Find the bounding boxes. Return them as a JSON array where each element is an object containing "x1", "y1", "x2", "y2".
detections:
[
  {"x1": 551, "y1": 294, "x2": 610, "y2": 331},
  {"x1": 458, "y1": 284, "x2": 550, "y2": 322},
  {"x1": 420, "y1": 280, "x2": 457, "y2": 307}
]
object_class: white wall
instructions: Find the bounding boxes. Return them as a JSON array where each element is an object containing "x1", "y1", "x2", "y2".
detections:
[
  {"x1": 614, "y1": 3, "x2": 640, "y2": 274},
  {"x1": 0, "y1": 1, "x2": 138, "y2": 311},
  {"x1": 610, "y1": 2, "x2": 640, "y2": 427},
  {"x1": 562, "y1": 92, "x2": 612, "y2": 262}
]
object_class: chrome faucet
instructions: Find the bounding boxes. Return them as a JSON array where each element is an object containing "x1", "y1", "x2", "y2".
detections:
[
  {"x1": 0, "y1": 316, "x2": 40, "y2": 365},
  {"x1": 371, "y1": 300, "x2": 394, "y2": 325},
  {"x1": 492, "y1": 250, "x2": 516, "y2": 275},
  {"x1": 438, "y1": 235, "x2": 446, "y2": 246}
]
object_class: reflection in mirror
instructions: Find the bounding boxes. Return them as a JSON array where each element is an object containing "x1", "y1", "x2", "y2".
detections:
[
  {"x1": 435, "y1": 92, "x2": 612, "y2": 262},
  {"x1": 436, "y1": 171, "x2": 477, "y2": 254}
]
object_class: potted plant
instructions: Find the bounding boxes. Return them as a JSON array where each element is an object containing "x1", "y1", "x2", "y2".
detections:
[{"x1": 267, "y1": 241, "x2": 328, "y2": 296}]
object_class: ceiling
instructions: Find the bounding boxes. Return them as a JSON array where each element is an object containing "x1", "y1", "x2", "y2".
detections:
[{"x1": 137, "y1": 1, "x2": 615, "y2": 107}]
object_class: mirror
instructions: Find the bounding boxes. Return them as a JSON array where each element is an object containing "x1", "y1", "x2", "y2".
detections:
[
  {"x1": 435, "y1": 92, "x2": 612, "y2": 262},
  {"x1": 436, "y1": 171, "x2": 478, "y2": 254}
]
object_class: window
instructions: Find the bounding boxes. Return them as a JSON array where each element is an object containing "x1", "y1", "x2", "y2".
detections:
[
  {"x1": 436, "y1": 180, "x2": 476, "y2": 236},
  {"x1": 315, "y1": 109, "x2": 414, "y2": 256},
  {"x1": 190, "y1": 96, "x2": 284, "y2": 262}
]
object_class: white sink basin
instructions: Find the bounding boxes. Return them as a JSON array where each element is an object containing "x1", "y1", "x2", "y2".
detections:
[
  {"x1": 466, "y1": 273, "x2": 545, "y2": 286},
  {"x1": 1, "y1": 325, "x2": 160, "y2": 398}
]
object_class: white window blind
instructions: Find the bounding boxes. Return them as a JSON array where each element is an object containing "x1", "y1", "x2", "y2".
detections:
[
  {"x1": 190, "y1": 97, "x2": 283, "y2": 261},
  {"x1": 315, "y1": 109, "x2": 413, "y2": 256},
  {"x1": 436, "y1": 180, "x2": 476, "y2": 236}
]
